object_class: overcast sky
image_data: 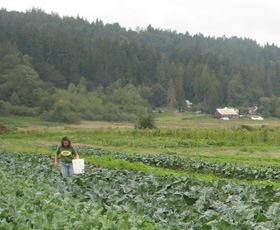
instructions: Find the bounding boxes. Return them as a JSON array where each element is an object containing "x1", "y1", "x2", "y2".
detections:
[{"x1": 2, "y1": 0, "x2": 280, "y2": 46}]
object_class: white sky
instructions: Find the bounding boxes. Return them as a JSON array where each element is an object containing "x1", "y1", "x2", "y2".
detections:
[{"x1": 2, "y1": 0, "x2": 280, "y2": 46}]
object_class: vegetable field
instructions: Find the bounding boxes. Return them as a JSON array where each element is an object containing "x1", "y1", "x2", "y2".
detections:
[
  {"x1": 74, "y1": 145, "x2": 280, "y2": 181},
  {"x1": 2, "y1": 116, "x2": 280, "y2": 229},
  {"x1": 2, "y1": 150, "x2": 280, "y2": 229}
]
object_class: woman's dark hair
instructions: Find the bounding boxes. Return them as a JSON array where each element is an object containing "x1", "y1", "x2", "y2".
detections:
[{"x1": 61, "y1": 136, "x2": 71, "y2": 148}]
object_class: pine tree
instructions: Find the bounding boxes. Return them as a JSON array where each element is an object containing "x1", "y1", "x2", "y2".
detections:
[
  {"x1": 174, "y1": 65, "x2": 185, "y2": 111},
  {"x1": 167, "y1": 79, "x2": 176, "y2": 108}
]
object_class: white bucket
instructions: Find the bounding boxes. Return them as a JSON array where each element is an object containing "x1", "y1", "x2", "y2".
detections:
[{"x1": 72, "y1": 159, "x2": 85, "y2": 174}]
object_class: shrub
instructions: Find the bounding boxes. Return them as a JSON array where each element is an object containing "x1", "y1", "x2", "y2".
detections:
[
  {"x1": 0, "y1": 100, "x2": 10, "y2": 115},
  {"x1": 43, "y1": 100, "x2": 81, "y2": 124},
  {"x1": 241, "y1": 125, "x2": 255, "y2": 131},
  {"x1": 134, "y1": 114, "x2": 156, "y2": 129},
  {"x1": 9, "y1": 105, "x2": 37, "y2": 116}
]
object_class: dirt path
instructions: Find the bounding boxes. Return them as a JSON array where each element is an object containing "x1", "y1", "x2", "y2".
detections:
[{"x1": 18, "y1": 120, "x2": 134, "y2": 130}]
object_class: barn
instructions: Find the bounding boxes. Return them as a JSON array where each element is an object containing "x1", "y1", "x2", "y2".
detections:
[{"x1": 214, "y1": 107, "x2": 239, "y2": 119}]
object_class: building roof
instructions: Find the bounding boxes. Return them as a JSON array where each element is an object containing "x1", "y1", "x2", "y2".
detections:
[{"x1": 216, "y1": 108, "x2": 238, "y2": 116}]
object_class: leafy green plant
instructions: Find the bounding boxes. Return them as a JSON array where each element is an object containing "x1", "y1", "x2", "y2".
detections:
[
  {"x1": 68, "y1": 145, "x2": 280, "y2": 181},
  {"x1": 1, "y1": 150, "x2": 280, "y2": 229}
]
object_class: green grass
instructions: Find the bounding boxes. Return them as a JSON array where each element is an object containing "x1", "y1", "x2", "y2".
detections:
[
  {"x1": 82, "y1": 155, "x2": 280, "y2": 188},
  {"x1": 83, "y1": 155, "x2": 186, "y2": 177},
  {"x1": 0, "y1": 115, "x2": 64, "y2": 129},
  {"x1": 154, "y1": 109, "x2": 278, "y2": 127},
  {"x1": 2, "y1": 114, "x2": 280, "y2": 187},
  {"x1": 2, "y1": 125, "x2": 280, "y2": 166}
]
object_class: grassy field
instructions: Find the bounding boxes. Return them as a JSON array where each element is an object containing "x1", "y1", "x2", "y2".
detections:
[
  {"x1": 1, "y1": 112, "x2": 280, "y2": 186},
  {"x1": 154, "y1": 108, "x2": 280, "y2": 127},
  {"x1": 3, "y1": 113, "x2": 280, "y2": 229}
]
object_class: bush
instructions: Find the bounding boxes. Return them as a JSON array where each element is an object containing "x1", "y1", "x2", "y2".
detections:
[
  {"x1": 43, "y1": 100, "x2": 81, "y2": 124},
  {"x1": 9, "y1": 105, "x2": 37, "y2": 116},
  {"x1": 42, "y1": 110, "x2": 80, "y2": 124},
  {"x1": 134, "y1": 114, "x2": 156, "y2": 129},
  {"x1": 261, "y1": 110, "x2": 270, "y2": 118},
  {"x1": 241, "y1": 125, "x2": 255, "y2": 131},
  {"x1": 0, "y1": 100, "x2": 10, "y2": 115}
]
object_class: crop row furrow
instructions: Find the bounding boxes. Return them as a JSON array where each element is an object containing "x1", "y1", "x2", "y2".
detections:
[{"x1": 64, "y1": 145, "x2": 280, "y2": 181}]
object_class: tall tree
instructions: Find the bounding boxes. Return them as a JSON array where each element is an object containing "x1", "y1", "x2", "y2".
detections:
[
  {"x1": 227, "y1": 74, "x2": 246, "y2": 106},
  {"x1": 174, "y1": 65, "x2": 185, "y2": 111},
  {"x1": 194, "y1": 64, "x2": 211, "y2": 103},
  {"x1": 167, "y1": 79, "x2": 176, "y2": 108},
  {"x1": 204, "y1": 74, "x2": 223, "y2": 114}
]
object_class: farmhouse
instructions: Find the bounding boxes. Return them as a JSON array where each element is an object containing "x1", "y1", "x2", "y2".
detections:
[{"x1": 214, "y1": 107, "x2": 239, "y2": 119}]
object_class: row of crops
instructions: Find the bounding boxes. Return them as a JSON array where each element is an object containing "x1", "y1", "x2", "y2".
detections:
[
  {"x1": 86, "y1": 126, "x2": 280, "y2": 145},
  {"x1": 61, "y1": 145, "x2": 280, "y2": 181},
  {"x1": 2, "y1": 149, "x2": 280, "y2": 229}
]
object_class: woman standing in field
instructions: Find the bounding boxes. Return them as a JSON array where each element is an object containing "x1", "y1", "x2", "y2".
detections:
[{"x1": 54, "y1": 136, "x2": 79, "y2": 177}]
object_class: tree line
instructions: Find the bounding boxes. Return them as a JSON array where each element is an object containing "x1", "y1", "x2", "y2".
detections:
[{"x1": 1, "y1": 8, "x2": 280, "y2": 122}]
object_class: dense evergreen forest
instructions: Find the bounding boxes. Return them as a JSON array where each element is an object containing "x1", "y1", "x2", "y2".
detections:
[{"x1": 1, "y1": 8, "x2": 280, "y2": 123}]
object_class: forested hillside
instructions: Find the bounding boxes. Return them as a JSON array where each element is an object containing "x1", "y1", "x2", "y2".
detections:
[{"x1": 1, "y1": 8, "x2": 280, "y2": 122}]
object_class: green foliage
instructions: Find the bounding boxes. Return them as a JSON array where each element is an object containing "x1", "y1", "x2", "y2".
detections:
[
  {"x1": 63, "y1": 145, "x2": 280, "y2": 181},
  {"x1": 1, "y1": 64, "x2": 44, "y2": 107},
  {"x1": 9, "y1": 105, "x2": 37, "y2": 116},
  {"x1": 10, "y1": 92, "x2": 21, "y2": 105},
  {"x1": 108, "y1": 84, "x2": 149, "y2": 113},
  {"x1": 3, "y1": 9, "x2": 280, "y2": 121},
  {"x1": 259, "y1": 96, "x2": 280, "y2": 118},
  {"x1": 0, "y1": 100, "x2": 10, "y2": 115},
  {"x1": 241, "y1": 125, "x2": 256, "y2": 131},
  {"x1": 150, "y1": 83, "x2": 167, "y2": 107},
  {"x1": 44, "y1": 100, "x2": 81, "y2": 124},
  {"x1": 0, "y1": 151, "x2": 162, "y2": 229},
  {"x1": 81, "y1": 125, "x2": 280, "y2": 146},
  {"x1": 262, "y1": 110, "x2": 271, "y2": 118},
  {"x1": 2, "y1": 150, "x2": 280, "y2": 229},
  {"x1": 135, "y1": 114, "x2": 156, "y2": 129},
  {"x1": 44, "y1": 82, "x2": 150, "y2": 122}
]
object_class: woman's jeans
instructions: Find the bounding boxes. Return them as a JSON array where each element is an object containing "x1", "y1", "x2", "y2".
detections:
[{"x1": 60, "y1": 162, "x2": 73, "y2": 177}]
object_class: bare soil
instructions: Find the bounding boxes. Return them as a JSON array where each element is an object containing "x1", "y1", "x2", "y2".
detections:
[{"x1": 18, "y1": 121, "x2": 134, "y2": 130}]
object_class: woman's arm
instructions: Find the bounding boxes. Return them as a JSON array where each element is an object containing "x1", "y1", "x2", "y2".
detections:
[
  {"x1": 54, "y1": 153, "x2": 59, "y2": 166},
  {"x1": 55, "y1": 145, "x2": 60, "y2": 167},
  {"x1": 72, "y1": 146, "x2": 79, "y2": 159}
]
